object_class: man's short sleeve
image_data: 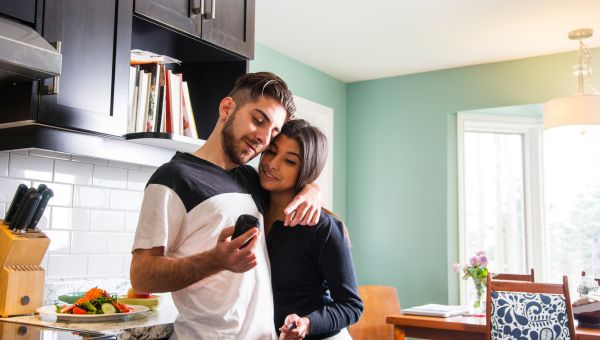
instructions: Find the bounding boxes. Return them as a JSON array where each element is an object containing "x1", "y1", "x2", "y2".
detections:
[{"x1": 131, "y1": 184, "x2": 186, "y2": 253}]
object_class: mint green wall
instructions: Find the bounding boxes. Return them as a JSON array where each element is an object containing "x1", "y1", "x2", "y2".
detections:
[
  {"x1": 250, "y1": 42, "x2": 598, "y2": 309},
  {"x1": 250, "y1": 44, "x2": 348, "y2": 218},
  {"x1": 347, "y1": 49, "x2": 600, "y2": 309}
]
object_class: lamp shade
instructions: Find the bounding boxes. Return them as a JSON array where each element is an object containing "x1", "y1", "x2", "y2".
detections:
[{"x1": 543, "y1": 95, "x2": 600, "y2": 129}]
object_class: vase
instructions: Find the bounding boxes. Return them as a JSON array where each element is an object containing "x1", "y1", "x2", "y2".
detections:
[{"x1": 471, "y1": 278, "x2": 486, "y2": 316}]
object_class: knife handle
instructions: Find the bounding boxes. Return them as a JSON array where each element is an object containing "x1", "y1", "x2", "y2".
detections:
[
  {"x1": 28, "y1": 189, "x2": 54, "y2": 231},
  {"x1": 37, "y1": 184, "x2": 48, "y2": 194},
  {"x1": 8, "y1": 188, "x2": 37, "y2": 229},
  {"x1": 12, "y1": 192, "x2": 42, "y2": 233},
  {"x1": 4, "y1": 184, "x2": 29, "y2": 224}
]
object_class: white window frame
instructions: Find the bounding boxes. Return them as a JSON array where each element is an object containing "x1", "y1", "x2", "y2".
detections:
[{"x1": 456, "y1": 113, "x2": 544, "y2": 305}]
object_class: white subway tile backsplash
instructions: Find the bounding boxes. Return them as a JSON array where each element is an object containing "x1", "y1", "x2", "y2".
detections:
[
  {"x1": 9, "y1": 154, "x2": 53, "y2": 181},
  {"x1": 45, "y1": 230, "x2": 70, "y2": 254},
  {"x1": 10, "y1": 149, "x2": 28, "y2": 155},
  {"x1": 0, "y1": 152, "x2": 9, "y2": 177},
  {"x1": 108, "y1": 233, "x2": 134, "y2": 253},
  {"x1": 47, "y1": 254, "x2": 89, "y2": 277},
  {"x1": 54, "y1": 160, "x2": 93, "y2": 185},
  {"x1": 124, "y1": 212, "x2": 139, "y2": 232},
  {"x1": 141, "y1": 165, "x2": 158, "y2": 173},
  {"x1": 28, "y1": 149, "x2": 70, "y2": 161},
  {"x1": 109, "y1": 190, "x2": 143, "y2": 211},
  {"x1": 71, "y1": 232, "x2": 108, "y2": 253},
  {"x1": 88, "y1": 254, "x2": 123, "y2": 276},
  {"x1": 123, "y1": 254, "x2": 132, "y2": 275},
  {"x1": 3, "y1": 153, "x2": 143, "y2": 281},
  {"x1": 33, "y1": 181, "x2": 73, "y2": 207},
  {"x1": 36, "y1": 207, "x2": 51, "y2": 230},
  {"x1": 90, "y1": 210, "x2": 125, "y2": 232},
  {"x1": 73, "y1": 186, "x2": 110, "y2": 208},
  {"x1": 108, "y1": 160, "x2": 142, "y2": 170},
  {"x1": 93, "y1": 165, "x2": 127, "y2": 189},
  {"x1": 70, "y1": 155, "x2": 108, "y2": 166},
  {"x1": 127, "y1": 170, "x2": 152, "y2": 191},
  {"x1": 52, "y1": 207, "x2": 90, "y2": 230},
  {"x1": 0, "y1": 178, "x2": 30, "y2": 202}
]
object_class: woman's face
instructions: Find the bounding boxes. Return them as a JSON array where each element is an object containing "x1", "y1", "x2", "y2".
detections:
[{"x1": 259, "y1": 134, "x2": 301, "y2": 193}]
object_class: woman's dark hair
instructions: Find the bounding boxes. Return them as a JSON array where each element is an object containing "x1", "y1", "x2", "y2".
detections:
[
  {"x1": 228, "y1": 72, "x2": 296, "y2": 122},
  {"x1": 279, "y1": 119, "x2": 328, "y2": 193}
]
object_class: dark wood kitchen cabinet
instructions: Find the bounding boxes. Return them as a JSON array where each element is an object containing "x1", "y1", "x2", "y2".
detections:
[
  {"x1": 0, "y1": 0, "x2": 253, "y2": 155},
  {"x1": 134, "y1": 0, "x2": 255, "y2": 58},
  {"x1": 37, "y1": 0, "x2": 133, "y2": 136}
]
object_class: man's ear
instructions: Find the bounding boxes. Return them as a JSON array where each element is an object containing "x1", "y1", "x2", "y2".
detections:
[{"x1": 219, "y1": 97, "x2": 237, "y2": 121}]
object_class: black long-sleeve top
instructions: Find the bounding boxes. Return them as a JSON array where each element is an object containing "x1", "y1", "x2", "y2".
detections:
[{"x1": 267, "y1": 211, "x2": 363, "y2": 339}]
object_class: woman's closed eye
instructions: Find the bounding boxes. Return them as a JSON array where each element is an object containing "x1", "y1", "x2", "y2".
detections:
[{"x1": 285, "y1": 158, "x2": 297, "y2": 166}]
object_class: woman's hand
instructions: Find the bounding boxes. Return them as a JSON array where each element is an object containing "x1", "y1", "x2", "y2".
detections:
[
  {"x1": 279, "y1": 314, "x2": 310, "y2": 340},
  {"x1": 284, "y1": 183, "x2": 323, "y2": 226}
]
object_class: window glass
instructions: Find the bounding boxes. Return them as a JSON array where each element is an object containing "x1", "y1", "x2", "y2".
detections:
[
  {"x1": 464, "y1": 131, "x2": 527, "y2": 274},
  {"x1": 543, "y1": 127, "x2": 600, "y2": 281}
]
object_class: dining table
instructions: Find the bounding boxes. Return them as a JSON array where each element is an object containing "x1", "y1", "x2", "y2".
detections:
[{"x1": 386, "y1": 313, "x2": 600, "y2": 339}]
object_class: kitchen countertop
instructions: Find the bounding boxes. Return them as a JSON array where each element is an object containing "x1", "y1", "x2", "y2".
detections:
[{"x1": 0, "y1": 294, "x2": 177, "y2": 339}]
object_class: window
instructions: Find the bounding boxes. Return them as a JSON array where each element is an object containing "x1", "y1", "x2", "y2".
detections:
[
  {"x1": 458, "y1": 112, "x2": 600, "y2": 302},
  {"x1": 457, "y1": 113, "x2": 543, "y2": 305},
  {"x1": 543, "y1": 127, "x2": 600, "y2": 281}
]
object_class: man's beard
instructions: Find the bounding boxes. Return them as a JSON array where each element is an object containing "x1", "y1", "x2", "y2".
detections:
[{"x1": 221, "y1": 114, "x2": 259, "y2": 165}]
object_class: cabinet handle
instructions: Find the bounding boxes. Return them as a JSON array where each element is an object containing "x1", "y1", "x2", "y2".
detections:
[
  {"x1": 204, "y1": 0, "x2": 216, "y2": 20},
  {"x1": 191, "y1": 0, "x2": 203, "y2": 15}
]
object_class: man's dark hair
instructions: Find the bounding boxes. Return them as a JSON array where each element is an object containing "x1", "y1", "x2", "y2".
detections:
[
  {"x1": 279, "y1": 119, "x2": 328, "y2": 193},
  {"x1": 228, "y1": 72, "x2": 296, "y2": 122}
]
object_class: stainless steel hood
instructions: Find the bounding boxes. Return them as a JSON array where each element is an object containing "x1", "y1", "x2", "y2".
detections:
[{"x1": 0, "y1": 16, "x2": 61, "y2": 86}]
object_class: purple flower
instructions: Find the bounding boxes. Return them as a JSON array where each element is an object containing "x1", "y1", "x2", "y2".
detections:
[
  {"x1": 476, "y1": 250, "x2": 486, "y2": 257},
  {"x1": 452, "y1": 263, "x2": 462, "y2": 273},
  {"x1": 478, "y1": 256, "x2": 488, "y2": 266},
  {"x1": 469, "y1": 256, "x2": 478, "y2": 266}
]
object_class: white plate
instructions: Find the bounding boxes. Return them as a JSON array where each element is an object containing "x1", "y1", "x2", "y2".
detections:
[{"x1": 37, "y1": 304, "x2": 149, "y2": 322}]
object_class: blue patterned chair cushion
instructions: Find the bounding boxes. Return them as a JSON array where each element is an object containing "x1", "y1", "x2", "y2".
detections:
[{"x1": 490, "y1": 291, "x2": 571, "y2": 340}]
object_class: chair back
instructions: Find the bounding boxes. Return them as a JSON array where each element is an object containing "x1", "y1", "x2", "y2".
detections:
[
  {"x1": 348, "y1": 285, "x2": 401, "y2": 340},
  {"x1": 492, "y1": 268, "x2": 535, "y2": 282},
  {"x1": 485, "y1": 275, "x2": 576, "y2": 340}
]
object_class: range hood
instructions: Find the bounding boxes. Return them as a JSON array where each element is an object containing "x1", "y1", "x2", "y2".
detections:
[{"x1": 0, "y1": 16, "x2": 61, "y2": 86}]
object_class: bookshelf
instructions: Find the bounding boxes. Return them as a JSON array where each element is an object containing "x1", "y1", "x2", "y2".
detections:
[{"x1": 123, "y1": 14, "x2": 248, "y2": 150}]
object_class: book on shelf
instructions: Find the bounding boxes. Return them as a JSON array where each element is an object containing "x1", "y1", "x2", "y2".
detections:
[
  {"x1": 401, "y1": 304, "x2": 469, "y2": 318},
  {"x1": 127, "y1": 50, "x2": 198, "y2": 138},
  {"x1": 182, "y1": 81, "x2": 198, "y2": 139}
]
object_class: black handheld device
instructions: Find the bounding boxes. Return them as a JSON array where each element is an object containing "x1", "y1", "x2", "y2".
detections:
[{"x1": 232, "y1": 214, "x2": 259, "y2": 247}]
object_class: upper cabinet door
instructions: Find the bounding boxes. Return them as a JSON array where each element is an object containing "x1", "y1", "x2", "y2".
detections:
[
  {"x1": 134, "y1": 0, "x2": 198, "y2": 37},
  {"x1": 200, "y1": 0, "x2": 254, "y2": 58},
  {"x1": 38, "y1": 0, "x2": 132, "y2": 136},
  {"x1": 135, "y1": 0, "x2": 254, "y2": 59}
]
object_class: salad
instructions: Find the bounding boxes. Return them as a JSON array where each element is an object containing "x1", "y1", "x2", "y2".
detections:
[{"x1": 56, "y1": 288, "x2": 131, "y2": 315}]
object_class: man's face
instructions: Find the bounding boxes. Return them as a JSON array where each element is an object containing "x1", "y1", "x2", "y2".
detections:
[{"x1": 222, "y1": 96, "x2": 287, "y2": 166}]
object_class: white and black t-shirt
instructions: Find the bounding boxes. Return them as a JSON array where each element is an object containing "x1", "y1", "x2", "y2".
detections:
[{"x1": 132, "y1": 152, "x2": 275, "y2": 340}]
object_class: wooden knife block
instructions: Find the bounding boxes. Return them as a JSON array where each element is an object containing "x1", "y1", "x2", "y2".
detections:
[{"x1": 0, "y1": 224, "x2": 50, "y2": 317}]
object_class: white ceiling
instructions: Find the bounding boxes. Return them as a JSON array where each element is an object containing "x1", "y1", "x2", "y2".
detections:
[{"x1": 255, "y1": 0, "x2": 600, "y2": 83}]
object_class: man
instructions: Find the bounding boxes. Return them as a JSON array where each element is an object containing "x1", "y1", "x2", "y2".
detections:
[{"x1": 130, "y1": 72, "x2": 322, "y2": 339}]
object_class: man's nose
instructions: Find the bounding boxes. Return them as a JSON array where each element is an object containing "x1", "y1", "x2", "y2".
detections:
[{"x1": 255, "y1": 127, "x2": 271, "y2": 146}]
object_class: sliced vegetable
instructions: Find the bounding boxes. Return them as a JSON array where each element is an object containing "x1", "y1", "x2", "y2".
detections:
[
  {"x1": 101, "y1": 303, "x2": 116, "y2": 314},
  {"x1": 72, "y1": 306, "x2": 87, "y2": 314}
]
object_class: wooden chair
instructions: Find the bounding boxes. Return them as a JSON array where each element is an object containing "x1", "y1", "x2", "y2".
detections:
[
  {"x1": 486, "y1": 274, "x2": 576, "y2": 340},
  {"x1": 492, "y1": 268, "x2": 535, "y2": 282},
  {"x1": 348, "y1": 285, "x2": 401, "y2": 340}
]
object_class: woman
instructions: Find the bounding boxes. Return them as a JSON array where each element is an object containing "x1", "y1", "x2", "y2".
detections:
[{"x1": 259, "y1": 119, "x2": 363, "y2": 340}]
